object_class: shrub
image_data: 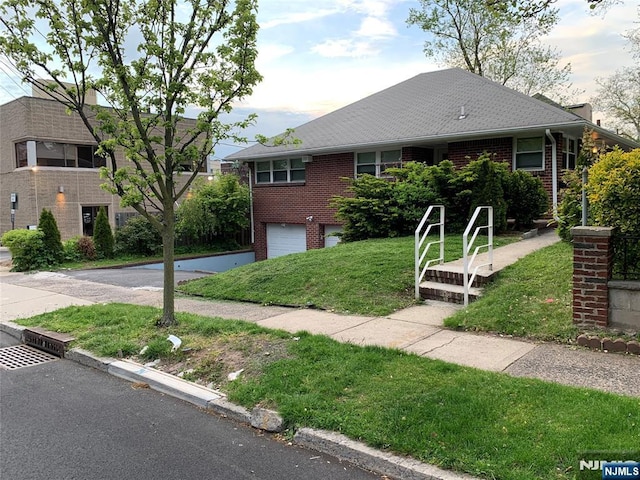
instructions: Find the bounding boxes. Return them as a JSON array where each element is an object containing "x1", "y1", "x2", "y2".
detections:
[
  {"x1": 331, "y1": 154, "x2": 550, "y2": 242},
  {"x1": 38, "y1": 208, "x2": 63, "y2": 264},
  {"x1": 93, "y1": 206, "x2": 114, "y2": 258},
  {"x1": 506, "y1": 170, "x2": 549, "y2": 230},
  {"x1": 77, "y1": 236, "x2": 97, "y2": 260},
  {"x1": 176, "y1": 173, "x2": 250, "y2": 245},
  {"x1": 0, "y1": 229, "x2": 49, "y2": 271},
  {"x1": 556, "y1": 169, "x2": 585, "y2": 242},
  {"x1": 115, "y1": 215, "x2": 161, "y2": 255},
  {"x1": 588, "y1": 148, "x2": 640, "y2": 235},
  {"x1": 462, "y1": 155, "x2": 509, "y2": 232},
  {"x1": 62, "y1": 237, "x2": 82, "y2": 262},
  {"x1": 331, "y1": 175, "x2": 396, "y2": 241}
]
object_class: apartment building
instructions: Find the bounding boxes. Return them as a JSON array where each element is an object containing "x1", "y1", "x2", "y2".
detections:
[{"x1": 0, "y1": 87, "x2": 206, "y2": 240}]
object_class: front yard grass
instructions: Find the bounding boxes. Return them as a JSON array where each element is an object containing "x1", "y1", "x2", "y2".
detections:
[
  {"x1": 178, "y1": 234, "x2": 518, "y2": 316},
  {"x1": 15, "y1": 303, "x2": 640, "y2": 480},
  {"x1": 444, "y1": 241, "x2": 577, "y2": 341}
]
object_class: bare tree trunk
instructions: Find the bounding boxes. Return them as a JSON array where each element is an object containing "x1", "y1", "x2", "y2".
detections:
[{"x1": 158, "y1": 203, "x2": 176, "y2": 327}]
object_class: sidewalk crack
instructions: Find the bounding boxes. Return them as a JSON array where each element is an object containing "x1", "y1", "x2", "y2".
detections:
[{"x1": 420, "y1": 334, "x2": 459, "y2": 355}]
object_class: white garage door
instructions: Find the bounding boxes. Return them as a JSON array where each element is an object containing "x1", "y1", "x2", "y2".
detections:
[
  {"x1": 324, "y1": 225, "x2": 343, "y2": 247},
  {"x1": 266, "y1": 224, "x2": 307, "y2": 259}
]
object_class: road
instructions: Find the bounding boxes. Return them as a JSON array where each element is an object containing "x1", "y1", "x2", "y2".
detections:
[
  {"x1": 63, "y1": 266, "x2": 209, "y2": 288},
  {"x1": 0, "y1": 332, "x2": 381, "y2": 480}
]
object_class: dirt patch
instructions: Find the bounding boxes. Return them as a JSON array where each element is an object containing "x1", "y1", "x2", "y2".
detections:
[{"x1": 142, "y1": 333, "x2": 293, "y2": 392}]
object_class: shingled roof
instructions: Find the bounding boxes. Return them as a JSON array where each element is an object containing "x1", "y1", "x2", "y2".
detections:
[{"x1": 227, "y1": 68, "x2": 633, "y2": 160}]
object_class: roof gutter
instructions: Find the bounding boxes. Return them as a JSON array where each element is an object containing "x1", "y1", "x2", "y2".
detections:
[{"x1": 546, "y1": 129, "x2": 559, "y2": 221}]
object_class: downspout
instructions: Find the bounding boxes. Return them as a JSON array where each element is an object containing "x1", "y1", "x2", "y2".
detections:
[
  {"x1": 248, "y1": 162, "x2": 255, "y2": 244},
  {"x1": 545, "y1": 129, "x2": 559, "y2": 221}
]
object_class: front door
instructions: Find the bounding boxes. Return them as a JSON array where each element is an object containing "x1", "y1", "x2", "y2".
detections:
[{"x1": 82, "y1": 206, "x2": 105, "y2": 236}]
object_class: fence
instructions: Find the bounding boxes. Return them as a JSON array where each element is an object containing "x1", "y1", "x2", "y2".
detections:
[{"x1": 612, "y1": 234, "x2": 640, "y2": 281}]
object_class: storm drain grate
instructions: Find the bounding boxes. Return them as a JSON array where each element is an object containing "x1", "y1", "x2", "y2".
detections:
[{"x1": 0, "y1": 345, "x2": 59, "y2": 370}]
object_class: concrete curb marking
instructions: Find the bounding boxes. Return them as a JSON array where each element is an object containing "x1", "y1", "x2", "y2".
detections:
[
  {"x1": 293, "y1": 428, "x2": 478, "y2": 480},
  {"x1": 108, "y1": 359, "x2": 223, "y2": 409}
]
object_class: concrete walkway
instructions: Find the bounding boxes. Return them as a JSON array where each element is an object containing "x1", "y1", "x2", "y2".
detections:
[{"x1": 1, "y1": 231, "x2": 639, "y2": 397}]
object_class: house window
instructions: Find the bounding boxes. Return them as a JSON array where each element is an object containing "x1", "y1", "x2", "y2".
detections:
[
  {"x1": 355, "y1": 149, "x2": 402, "y2": 177},
  {"x1": 563, "y1": 137, "x2": 577, "y2": 170},
  {"x1": 255, "y1": 158, "x2": 306, "y2": 184},
  {"x1": 514, "y1": 137, "x2": 544, "y2": 170}
]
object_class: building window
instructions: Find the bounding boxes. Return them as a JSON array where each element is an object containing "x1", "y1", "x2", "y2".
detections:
[
  {"x1": 355, "y1": 149, "x2": 402, "y2": 177},
  {"x1": 15, "y1": 140, "x2": 106, "y2": 168},
  {"x1": 255, "y1": 158, "x2": 306, "y2": 184},
  {"x1": 514, "y1": 137, "x2": 544, "y2": 170},
  {"x1": 15, "y1": 142, "x2": 28, "y2": 168},
  {"x1": 563, "y1": 137, "x2": 577, "y2": 170},
  {"x1": 77, "y1": 145, "x2": 106, "y2": 168}
]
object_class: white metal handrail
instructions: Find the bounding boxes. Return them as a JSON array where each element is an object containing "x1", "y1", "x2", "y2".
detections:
[
  {"x1": 415, "y1": 205, "x2": 445, "y2": 299},
  {"x1": 463, "y1": 206, "x2": 493, "y2": 306}
]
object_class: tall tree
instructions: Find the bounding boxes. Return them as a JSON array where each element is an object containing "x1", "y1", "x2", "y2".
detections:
[
  {"x1": 407, "y1": 0, "x2": 574, "y2": 100},
  {"x1": 0, "y1": 0, "x2": 261, "y2": 326},
  {"x1": 592, "y1": 23, "x2": 640, "y2": 141},
  {"x1": 593, "y1": 68, "x2": 640, "y2": 141}
]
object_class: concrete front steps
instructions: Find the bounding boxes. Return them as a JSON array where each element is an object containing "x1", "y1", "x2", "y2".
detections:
[
  {"x1": 419, "y1": 264, "x2": 494, "y2": 304},
  {"x1": 418, "y1": 229, "x2": 561, "y2": 305}
]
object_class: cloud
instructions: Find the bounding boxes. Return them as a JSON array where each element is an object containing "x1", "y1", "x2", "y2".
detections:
[
  {"x1": 261, "y1": 9, "x2": 338, "y2": 29},
  {"x1": 256, "y1": 44, "x2": 295, "y2": 65},
  {"x1": 311, "y1": 38, "x2": 380, "y2": 58},
  {"x1": 356, "y1": 16, "x2": 397, "y2": 39}
]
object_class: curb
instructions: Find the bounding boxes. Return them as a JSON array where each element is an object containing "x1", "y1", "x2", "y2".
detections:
[
  {"x1": 0, "y1": 321, "x2": 479, "y2": 480},
  {"x1": 294, "y1": 428, "x2": 478, "y2": 480}
]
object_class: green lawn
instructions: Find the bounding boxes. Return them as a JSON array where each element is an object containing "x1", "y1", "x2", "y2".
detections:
[
  {"x1": 15, "y1": 303, "x2": 640, "y2": 480},
  {"x1": 178, "y1": 234, "x2": 519, "y2": 316},
  {"x1": 445, "y1": 241, "x2": 577, "y2": 341}
]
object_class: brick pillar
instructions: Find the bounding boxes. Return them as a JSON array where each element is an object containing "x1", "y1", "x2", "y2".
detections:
[{"x1": 571, "y1": 226, "x2": 614, "y2": 327}]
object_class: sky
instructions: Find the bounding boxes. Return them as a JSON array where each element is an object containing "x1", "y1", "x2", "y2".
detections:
[{"x1": 1, "y1": 0, "x2": 638, "y2": 160}]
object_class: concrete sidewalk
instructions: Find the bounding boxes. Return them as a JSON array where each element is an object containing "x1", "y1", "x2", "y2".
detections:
[{"x1": 1, "y1": 231, "x2": 639, "y2": 397}]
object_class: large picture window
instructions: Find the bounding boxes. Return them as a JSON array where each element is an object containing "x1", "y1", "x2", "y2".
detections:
[
  {"x1": 255, "y1": 158, "x2": 306, "y2": 184},
  {"x1": 15, "y1": 141, "x2": 106, "y2": 169},
  {"x1": 514, "y1": 137, "x2": 544, "y2": 170},
  {"x1": 355, "y1": 149, "x2": 401, "y2": 177}
]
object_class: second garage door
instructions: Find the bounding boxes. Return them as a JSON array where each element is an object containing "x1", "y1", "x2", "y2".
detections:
[{"x1": 266, "y1": 224, "x2": 307, "y2": 259}]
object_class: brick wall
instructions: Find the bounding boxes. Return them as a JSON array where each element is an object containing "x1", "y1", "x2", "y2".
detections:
[
  {"x1": 447, "y1": 133, "x2": 562, "y2": 204},
  {"x1": 571, "y1": 226, "x2": 614, "y2": 327},
  {"x1": 250, "y1": 152, "x2": 352, "y2": 260}
]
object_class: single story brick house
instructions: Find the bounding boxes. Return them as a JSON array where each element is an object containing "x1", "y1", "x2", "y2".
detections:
[{"x1": 226, "y1": 68, "x2": 639, "y2": 260}]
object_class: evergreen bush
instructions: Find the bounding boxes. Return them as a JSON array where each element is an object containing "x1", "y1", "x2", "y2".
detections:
[
  {"x1": 38, "y1": 208, "x2": 63, "y2": 264},
  {"x1": 93, "y1": 206, "x2": 114, "y2": 258},
  {"x1": 506, "y1": 170, "x2": 549, "y2": 230}
]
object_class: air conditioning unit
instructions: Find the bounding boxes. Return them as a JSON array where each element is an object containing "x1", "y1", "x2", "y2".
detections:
[{"x1": 301, "y1": 155, "x2": 313, "y2": 163}]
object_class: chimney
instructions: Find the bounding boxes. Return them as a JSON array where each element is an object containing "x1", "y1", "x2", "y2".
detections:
[{"x1": 567, "y1": 103, "x2": 592, "y2": 122}]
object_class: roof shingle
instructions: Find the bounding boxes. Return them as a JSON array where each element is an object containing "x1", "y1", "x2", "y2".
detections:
[{"x1": 226, "y1": 68, "x2": 589, "y2": 160}]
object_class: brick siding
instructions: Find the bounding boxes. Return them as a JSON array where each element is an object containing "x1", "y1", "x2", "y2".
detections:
[
  {"x1": 571, "y1": 226, "x2": 614, "y2": 327},
  {"x1": 250, "y1": 152, "x2": 353, "y2": 260}
]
